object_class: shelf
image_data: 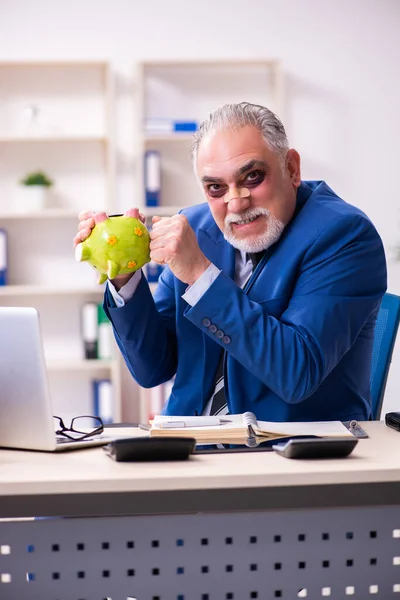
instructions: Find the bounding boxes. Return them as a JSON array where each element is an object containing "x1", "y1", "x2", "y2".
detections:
[
  {"x1": 141, "y1": 59, "x2": 279, "y2": 68},
  {"x1": 0, "y1": 285, "x2": 104, "y2": 296},
  {"x1": 46, "y1": 359, "x2": 115, "y2": 372},
  {"x1": 142, "y1": 205, "x2": 188, "y2": 217},
  {"x1": 0, "y1": 209, "x2": 79, "y2": 220},
  {"x1": 143, "y1": 133, "x2": 194, "y2": 144},
  {"x1": 0, "y1": 135, "x2": 108, "y2": 143}
]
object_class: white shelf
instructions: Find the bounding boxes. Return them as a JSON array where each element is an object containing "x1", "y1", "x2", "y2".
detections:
[
  {"x1": 0, "y1": 60, "x2": 121, "y2": 423},
  {"x1": 143, "y1": 133, "x2": 193, "y2": 143},
  {"x1": 135, "y1": 58, "x2": 284, "y2": 422},
  {"x1": 142, "y1": 205, "x2": 188, "y2": 217},
  {"x1": 46, "y1": 359, "x2": 115, "y2": 372},
  {"x1": 141, "y1": 59, "x2": 279, "y2": 68},
  {"x1": 0, "y1": 285, "x2": 104, "y2": 296},
  {"x1": 0, "y1": 209, "x2": 79, "y2": 220},
  {"x1": 0, "y1": 135, "x2": 108, "y2": 143}
]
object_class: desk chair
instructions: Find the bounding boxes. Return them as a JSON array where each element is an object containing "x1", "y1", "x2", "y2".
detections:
[{"x1": 370, "y1": 292, "x2": 400, "y2": 419}]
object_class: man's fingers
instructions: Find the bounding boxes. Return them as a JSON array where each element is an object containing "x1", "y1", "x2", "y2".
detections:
[
  {"x1": 78, "y1": 217, "x2": 95, "y2": 232},
  {"x1": 93, "y1": 212, "x2": 108, "y2": 224},
  {"x1": 78, "y1": 210, "x2": 96, "y2": 222},
  {"x1": 73, "y1": 227, "x2": 92, "y2": 247}
]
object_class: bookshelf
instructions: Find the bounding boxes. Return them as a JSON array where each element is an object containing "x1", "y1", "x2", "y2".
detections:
[
  {"x1": 134, "y1": 59, "x2": 284, "y2": 421},
  {"x1": 0, "y1": 61, "x2": 122, "y2": 421}
]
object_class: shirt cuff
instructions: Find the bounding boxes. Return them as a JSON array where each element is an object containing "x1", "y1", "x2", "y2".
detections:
[
  {"x1": 107, "y1": 270, "x2": 142, "y2": 307},
  {"x1": 182, "y1": 263, "x2": 221, "y2": 307}
]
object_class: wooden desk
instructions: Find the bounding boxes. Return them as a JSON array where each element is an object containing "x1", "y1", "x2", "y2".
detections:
[{"x1": 1, "y1": 421, "x2": 399, "y2": 599}]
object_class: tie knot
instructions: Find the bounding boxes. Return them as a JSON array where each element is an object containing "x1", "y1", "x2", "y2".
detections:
[{"x1": 247, "y1": 251, "x2": 265, "y2": 270}]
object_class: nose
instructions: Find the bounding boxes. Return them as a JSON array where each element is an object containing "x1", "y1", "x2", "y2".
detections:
[
  {"x1": 224, "y1": 185, "x2": 251, "y2": 212},
  {"x1": 227, "y1": 196, "x2": 250, "y2": 213}
]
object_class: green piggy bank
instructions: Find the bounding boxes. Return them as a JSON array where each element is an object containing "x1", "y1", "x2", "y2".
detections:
[{"x1": 75, "y1": 215, "x2": 150, "y2": 284}]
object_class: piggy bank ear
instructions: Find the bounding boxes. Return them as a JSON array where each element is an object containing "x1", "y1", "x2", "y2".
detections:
[{"x1": 75, "y1": 243, "x2": 91, "y2": 263}]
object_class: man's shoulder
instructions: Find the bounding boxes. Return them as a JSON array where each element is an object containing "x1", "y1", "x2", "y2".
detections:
[{"x1": 302, "y1": 180, "x2": 374, "y2": 225}]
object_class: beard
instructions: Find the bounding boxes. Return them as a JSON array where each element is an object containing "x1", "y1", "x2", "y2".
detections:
[{"x1": 223, "y1": 207, "x2": 285, "y2": 253}]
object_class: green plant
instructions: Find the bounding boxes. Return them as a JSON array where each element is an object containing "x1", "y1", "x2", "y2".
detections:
[{"x1": 20, "y1": 171, "x2": 53, "y2": 187}]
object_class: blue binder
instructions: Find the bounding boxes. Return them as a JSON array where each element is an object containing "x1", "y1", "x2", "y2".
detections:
[
  {"x1": 0, "y1": 229, "x2": 8, "y2": 286},
  {"x1": 92, "y1": 379, "x2": 113, "y2": 424},
  {"x1": 144, "y1": 150, "x2": 161, "y2": 206}
]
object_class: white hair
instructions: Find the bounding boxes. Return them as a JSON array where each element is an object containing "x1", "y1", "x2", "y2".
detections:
[{"x1": 191, "y1": 102, "x2": 289, "y2": 172}]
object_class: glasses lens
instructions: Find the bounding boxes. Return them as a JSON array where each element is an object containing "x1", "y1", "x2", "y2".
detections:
[{"x1": 71, "y1": 416, "x2": 103, "y2": 434}]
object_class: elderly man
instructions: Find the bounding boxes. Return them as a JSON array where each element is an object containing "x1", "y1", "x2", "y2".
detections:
[{"x1": 74, "y1": 102, "x2": 387, "y2": 422}]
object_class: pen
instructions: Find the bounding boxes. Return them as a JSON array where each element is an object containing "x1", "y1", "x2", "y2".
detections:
[{"x1": 158, "y1": 417, "x2": 232, "y2": 429}]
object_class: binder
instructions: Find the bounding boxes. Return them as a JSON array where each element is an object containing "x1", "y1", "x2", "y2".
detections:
[
  {"x1": 92, "y1": 378, "x2": 113, "y2": 424},
  {"x1": 0, "y1": 229, "x2": 8, "y2": 286},
  {"x1": 146, "y1": 260, "x2": 164, "y2": 283},
  {"x1": 144, "y1": 150, "x2": 161, "y2": 207},
  {"x1": 81, "y1": 302, "x2": 98, "y2": 359},
  {"x1": 145, "y1": 119, "x2": 198, "y2": 133},
  {"x1": 97, "y1": 303, "x2": 113, "y2": 360}
]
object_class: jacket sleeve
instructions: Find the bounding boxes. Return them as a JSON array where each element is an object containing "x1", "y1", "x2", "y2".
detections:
[
  {"x1": 184, "y1": 214, "x2": 387, "y2": 404},
  {"x1": 103, "y1": 267, "x2": 179, "y2": 388}
]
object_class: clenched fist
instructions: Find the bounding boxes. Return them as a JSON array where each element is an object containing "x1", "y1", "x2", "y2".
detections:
[{"x1": 150, "y1": 214, "x2": 211, "y2": 285}]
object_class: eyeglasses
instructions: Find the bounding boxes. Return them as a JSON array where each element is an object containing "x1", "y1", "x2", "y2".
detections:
[{"x1": 53, "y1": 415, "x2": 104, "y2": 441}]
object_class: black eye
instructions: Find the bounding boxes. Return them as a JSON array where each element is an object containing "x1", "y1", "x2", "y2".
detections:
[
  {"x1": 245, "y1": 170, "x2": 265, "y2": 186},
  {"x1": 207, "y1": 183, "x2": 227, "y2": 198}
]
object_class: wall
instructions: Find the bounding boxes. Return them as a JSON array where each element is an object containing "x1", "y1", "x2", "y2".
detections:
[{"x1": 1, "y1": 0, "x2": 399, "y2": 415}]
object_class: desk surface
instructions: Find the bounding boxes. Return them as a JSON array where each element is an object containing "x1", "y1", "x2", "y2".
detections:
[{"x1": 1, "y1": 421, "x2": 399, "y2": 517}]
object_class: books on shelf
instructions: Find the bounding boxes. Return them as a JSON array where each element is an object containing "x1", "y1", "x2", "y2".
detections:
[
  {"x1": 92, "y1": 378, "x2": 113, "y2": 424},
  {"x1": 146, "y1": 260, "x2": 164, "y2": 283},
  {"x1": 81, "y1": 302, "x2": 113, "y2": 360},
  {"x1": 0, "y1": 229, "x2": 8, "y2": 285},
  {"x1": 97, "y1": 303, "x2": 113, "y2": 360},
  {"x1": 144, "y1": 119, "x2": 198, "y2": 133},
  {"x1": 149, "y1": 412, "x2": 356, "y2": 444},
  {"x1": 81, "y1": 302, "x2": 98, "y2": 359},
  {"x1": 144, "y1": 150, "x2": 161, "y2": 206}
]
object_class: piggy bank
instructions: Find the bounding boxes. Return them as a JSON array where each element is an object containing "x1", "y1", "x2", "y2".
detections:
[{"x1": 75, "y1": 215, "x2": 150, "y2": 284}]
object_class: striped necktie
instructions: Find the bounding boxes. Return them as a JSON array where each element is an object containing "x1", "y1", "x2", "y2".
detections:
[{"x1": 208, "y1": 251, "x2": 265, "y2": 416}]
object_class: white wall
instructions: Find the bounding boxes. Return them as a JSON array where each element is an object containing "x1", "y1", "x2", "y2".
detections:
[{"x1": 1, "y1": 0, "x2": 400, "y2": 415}]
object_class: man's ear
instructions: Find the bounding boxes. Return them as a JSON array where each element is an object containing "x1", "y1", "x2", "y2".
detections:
[{"x1": 286, "y1": 149, "x2": 301, "y2": 187}]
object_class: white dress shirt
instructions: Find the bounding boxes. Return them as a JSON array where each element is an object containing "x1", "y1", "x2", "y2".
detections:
[{"x1": 108, "y1": 249, "x2": 253, "y2": 307}]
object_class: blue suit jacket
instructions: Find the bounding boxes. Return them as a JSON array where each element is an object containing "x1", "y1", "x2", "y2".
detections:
[{"x1": 105, "y1": 181, "x2": 387, "y2": 422}]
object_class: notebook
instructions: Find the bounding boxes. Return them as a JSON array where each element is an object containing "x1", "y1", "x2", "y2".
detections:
[
  {"x1": 150, "y1": 412, "x2": 361, "y2": 445},
  {"x1": 0, "y1": 306, "x2": 117, "y2": 452}
]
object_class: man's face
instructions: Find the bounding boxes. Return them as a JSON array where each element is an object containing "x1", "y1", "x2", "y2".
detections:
[{"x1": 196, "y1": 125, "x2": 301, "y2": 253}]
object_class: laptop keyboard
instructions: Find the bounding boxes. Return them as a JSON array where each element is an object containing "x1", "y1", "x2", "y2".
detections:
[{"x1": 56, "y1": 435, "x2": 104, "y2": 445}]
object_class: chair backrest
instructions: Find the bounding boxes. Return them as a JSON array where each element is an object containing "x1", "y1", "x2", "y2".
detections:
[{"x1": 370, "y1": 293, "x2": 400, "y2": 419}]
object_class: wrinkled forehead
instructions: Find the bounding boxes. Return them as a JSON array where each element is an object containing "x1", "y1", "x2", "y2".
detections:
[{"x1": 196, "y1": 126, "x2": 275, "y2": 183}]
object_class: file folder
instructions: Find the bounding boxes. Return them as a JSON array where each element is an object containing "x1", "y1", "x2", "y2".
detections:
[
  {"x1": 0, "y1": 229, "x2": 8, "y2": 286},
  {"x1": 144, "y1": 150, "x2": 161, "y2": 206}
]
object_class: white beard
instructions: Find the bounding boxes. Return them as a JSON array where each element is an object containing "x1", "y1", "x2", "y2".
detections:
[{"x1": 223, "y1": 207, "x2": 285, "y2": 253}]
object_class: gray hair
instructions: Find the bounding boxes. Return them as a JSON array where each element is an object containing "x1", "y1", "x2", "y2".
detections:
[{"x1": 191, "y1": 102, "x2": 289, "y2": 171}]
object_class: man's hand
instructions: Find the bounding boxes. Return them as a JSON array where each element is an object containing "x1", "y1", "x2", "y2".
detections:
[
  {"x1": 73, "y1": 208, "x2": 146, "y2": 289},
  {"x1": 150, "y1": 214, "x2": 211, "y2": 285}
]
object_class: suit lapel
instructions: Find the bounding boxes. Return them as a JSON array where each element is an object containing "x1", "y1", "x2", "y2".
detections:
[{"x1": 197, "y1": 221, "x2": 236, "y2": 280}]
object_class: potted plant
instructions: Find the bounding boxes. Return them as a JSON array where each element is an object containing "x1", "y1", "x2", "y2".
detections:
[{"x1": 18, "y1": 170, "x2": 54, "y2": 212}]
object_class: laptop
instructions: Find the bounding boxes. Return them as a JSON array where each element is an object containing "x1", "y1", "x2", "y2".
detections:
[{"x1": 0, "y1": 306, "x2": 116, "y2": 452}]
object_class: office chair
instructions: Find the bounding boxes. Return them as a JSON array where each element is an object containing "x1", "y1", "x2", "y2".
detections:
[{"x1": 370, "y1": 292, "x2": 400, "y2": 420}]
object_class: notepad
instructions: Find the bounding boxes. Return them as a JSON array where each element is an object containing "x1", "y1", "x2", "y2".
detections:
[{"x1": 149, "y1": 412, "x2": 356, "y2": 444}]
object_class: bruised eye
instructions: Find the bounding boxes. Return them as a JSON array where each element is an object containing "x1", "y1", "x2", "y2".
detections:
[
  {"x1": 207, "y1": 183, "x2": 227, "y2": 198},
  {"x1": 244, "y1": 170, "x2": 265, "y2": 186}
]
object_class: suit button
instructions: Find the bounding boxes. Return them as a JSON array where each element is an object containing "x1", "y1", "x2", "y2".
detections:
[
  {"x1": 222, "y1": 335, "x2": 231, "y2": 344},
  {"x1": 202, "y1": 318, "x2": 211, "y2": 328},
  {"x1": 209, "y1": 324, "x2": 218, "y2": 333},
  {"x1": 216, "y1": 329, "x2": 224, "y2": 339}
]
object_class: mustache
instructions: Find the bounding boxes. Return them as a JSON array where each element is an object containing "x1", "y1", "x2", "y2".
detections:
[{"x1": 225, "y1": 207, "x2": 271, "y2": 227}]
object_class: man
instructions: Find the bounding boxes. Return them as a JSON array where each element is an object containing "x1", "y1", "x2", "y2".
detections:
[{"x1": 74, "y1": 102, "x2": 387, "y2": 422}]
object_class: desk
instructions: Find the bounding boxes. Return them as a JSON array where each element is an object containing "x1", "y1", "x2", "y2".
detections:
[{"x1": 0, "y1": 421, "x2": 399, "y2": 599}]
